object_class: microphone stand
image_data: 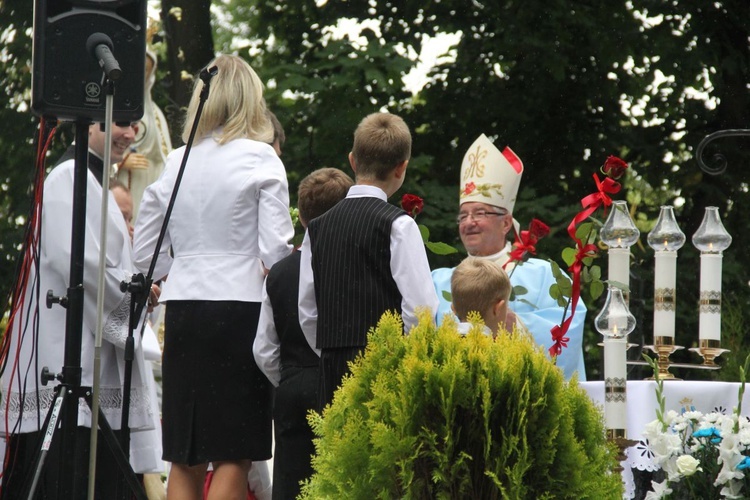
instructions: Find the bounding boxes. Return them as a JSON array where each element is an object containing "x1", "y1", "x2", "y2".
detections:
[{"x1": 118, "y1": 60, "x2": 218, "y2": 486}]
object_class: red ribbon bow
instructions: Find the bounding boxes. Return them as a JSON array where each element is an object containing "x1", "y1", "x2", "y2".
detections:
[
  {"x1": 567, "y1": 173, "x2": 621, "y2": 242},
  {"x1": 509, "y1": 232, "x2": 538, "y2": 262}
]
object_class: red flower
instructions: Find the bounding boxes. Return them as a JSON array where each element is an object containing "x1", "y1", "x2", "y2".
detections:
[
  {"x1": 602, "y1": 155, "x2": 628, "y2": 180},
  {"x1": 463, "y1": 182, "x2": 476, "y2": 195},
  {"x1": 508, "y1": 218, "x2": 550, "y2": 263},
  {"x1": 401, "y1": 193, "x2": 424, "y2": 218},
  {"x1": 529, "y1": 218, "x2": 550, "y2": 240}
]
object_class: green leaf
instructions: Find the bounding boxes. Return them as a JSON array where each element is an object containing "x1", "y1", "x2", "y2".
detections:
[
  {"x1": 589, "y1": 265, "x2": 602, "y2": 281},
  {"x1": 589, "y1": 280, "x2": 605, "y2": 300},
  {"x1": 549, "y1": 259, "x2": 562, "y2": 278},
  {"x1": 549, "y1": 283, "x2": 560, "y2": 300},
  {"x1": 575, "y1": 222, "x2": 593, "y2": 241},
  {"x1": 442, "y1": 290, "x2": 452, "y2": 302},
  {"x1": 556, "y1": 275, "x2": 572, "y2": 297},
  {"x1": 513, "y1": 285, "x2": 528, "y2": 297},
  {"x1": 419, "y1": 224, "x2": 430, "y2": 243},
  {"x1": 425, "y1": 241, "x2": 458, "y2": 255},
  {"x1": 561, "y1": 248, "x2": 577, "y2": 267},
  {"x1": 605, "y1": 280, "x2": 630, "y2": 293}
]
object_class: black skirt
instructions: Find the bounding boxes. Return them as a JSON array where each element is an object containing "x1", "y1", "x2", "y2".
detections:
[{"x1": 161, "y1": 300, "x2": 272, "y2": 465}]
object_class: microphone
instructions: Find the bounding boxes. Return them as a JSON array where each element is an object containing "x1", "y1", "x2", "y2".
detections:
[{"x1": 86, "y1": 33, "x2": 122, "y2": 81}]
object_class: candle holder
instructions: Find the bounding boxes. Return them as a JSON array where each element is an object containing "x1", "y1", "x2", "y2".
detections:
[
  {"x1": 646, "y1": 335, "x2": 683, "y2": 380},
  {"x1": 689, "y1": 340, "x2": 729, "y2": 367},
  {"x1": 595, "y1": 286, "x2": 636, "y2": 440},
  {"x1": 689, "y1": 206, "x2": 732, "y2": 366}
]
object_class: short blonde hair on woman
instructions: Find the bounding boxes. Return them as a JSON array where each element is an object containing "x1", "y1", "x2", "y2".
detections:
[
  {"x1": 451, "y1": 258, "x2": 511, "y2": 321},
  {"x1": 181, "y1": 54, "x2": 273, "y2": 145}
]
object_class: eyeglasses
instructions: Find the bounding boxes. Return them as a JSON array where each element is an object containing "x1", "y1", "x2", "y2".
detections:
[{"x1": 456, "y1": 209, "x2": 506, "y2": 225}]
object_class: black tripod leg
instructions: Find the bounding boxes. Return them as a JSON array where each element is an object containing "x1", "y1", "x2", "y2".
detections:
[
  {"x1": 95, "y1": 408, "x2": 148, "y2": 500},
  {"x1": 19, "y1": 386, "x2": 67, "y2": 500}
]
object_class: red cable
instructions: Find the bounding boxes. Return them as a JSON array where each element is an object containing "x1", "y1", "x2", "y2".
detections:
[{"x1": 0, "y1": 117, "x2": 55, "y2": 484}]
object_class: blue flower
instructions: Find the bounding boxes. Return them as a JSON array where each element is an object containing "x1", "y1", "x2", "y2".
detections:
[
  {"x1": 737, "y1": 456, "x2": 750, "y2": 471},
  {"x1": 693, "y1": 427, "x2": 721, "y2": 440}
]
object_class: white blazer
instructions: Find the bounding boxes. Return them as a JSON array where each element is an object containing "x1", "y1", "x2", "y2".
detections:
[{"x1": 134, "y1": 136, "x2": 294, "y2": 302}]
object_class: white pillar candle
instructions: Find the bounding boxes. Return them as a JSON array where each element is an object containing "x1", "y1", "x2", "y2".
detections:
[
  {"x1": 608, "y1": 247, "x2": 630, "y2": 293},
  {"x1": 653, "y1": 250, "x2": 677, "y2": 339},
  {"x1": 699, "y1": 253, "x2": 723, "y2": 342},
  {"x1": 604, "y1": 337, "x2": 628, "y2": 433}
]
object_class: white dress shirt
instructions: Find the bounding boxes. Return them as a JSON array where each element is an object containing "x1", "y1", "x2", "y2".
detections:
[
  {"x1": 253, "y1": 278, "x2": 282, "y2": 386},
  {"x1": 298, "y1": 185, "x2": 439, "y2": 354}
]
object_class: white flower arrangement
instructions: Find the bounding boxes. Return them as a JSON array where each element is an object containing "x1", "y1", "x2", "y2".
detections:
[{"x1": 642, "y1": 355, "x2": 750, "y2": 499}]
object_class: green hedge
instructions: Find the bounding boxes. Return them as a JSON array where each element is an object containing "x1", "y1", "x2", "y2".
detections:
[{"x1": 300, "y1": 311, "x2": 622, "y2": 499}]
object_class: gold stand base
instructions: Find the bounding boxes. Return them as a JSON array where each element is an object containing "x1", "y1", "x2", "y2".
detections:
[
  {"x1": 644, "y1": 337, "x2": 683, "y2": 380},
  {"x1": 607, "y1": 432, "x2": 638, "y2": 474},
  {"x1": 689, "y1": 342, "x2": 729, "y2": 367}
]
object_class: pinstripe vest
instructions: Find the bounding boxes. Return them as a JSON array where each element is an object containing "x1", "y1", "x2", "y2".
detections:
[{"x1": 308, "y1": 197, "x2": 406, "y2": 348}]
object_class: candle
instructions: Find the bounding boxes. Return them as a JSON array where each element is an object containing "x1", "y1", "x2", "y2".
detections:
[
  {"x1": 653, "y1": 251, "x2": 677, "y2": 339},
  {"x1": 646, "y1": 206, "x2": 685, "y2": 343},
  {"x1": 692, "y1": 207, "x2": 732, "y2": 345},
  {"x1": 604, "y1": 337, "x2": 627, "y2": 432},
  {"x1": 607, "y1": 248, "x2": 630, "y2": 295},
  {"x1": 698, "y1": 254, "x2": 722, "y2": 342},
  {"x1": 600, "y1": 200, "x2": 639, "y2": 302},
  {"x1": 595, "y1": 286, "x2": 636, "y2": 437}
]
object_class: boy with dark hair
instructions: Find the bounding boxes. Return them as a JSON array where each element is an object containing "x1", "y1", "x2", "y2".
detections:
[
  {"x1": 298, "y1": 112, "x2": 439, "y2": 410},
  {"x1": 254, "y1": 167, "x2": 354, "y2": 500}
]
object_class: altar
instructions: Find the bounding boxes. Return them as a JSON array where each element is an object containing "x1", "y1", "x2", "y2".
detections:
[{"x1": 581, "y1": 380, "x2": 750, "y2": 499}]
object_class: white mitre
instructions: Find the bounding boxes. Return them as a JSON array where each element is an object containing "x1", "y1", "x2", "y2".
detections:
[{"x1": 459, "y1": 134, "x2": 524, "y2": 213}]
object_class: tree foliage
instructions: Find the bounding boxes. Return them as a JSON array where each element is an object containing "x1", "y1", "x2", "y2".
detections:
[
  {"x1": 301, "y1": 311, "x2": 621, "y2": 498},
  {"x1": 1, "y1": 0, "x2": 748, "y2": 379}
]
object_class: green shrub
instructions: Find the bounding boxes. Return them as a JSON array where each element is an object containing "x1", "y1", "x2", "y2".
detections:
[{"x1": 300, "y1": 311, "x2": 622, "y2": 499}]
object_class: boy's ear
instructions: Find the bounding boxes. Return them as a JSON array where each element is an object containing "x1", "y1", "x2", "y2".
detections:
[
  {"x1": 348, "y1": 152, "x2": 357, "y2": 173},
  {"x1": 393, "y1": 160, "x2": 408, "y2": 179},
  {"x1": 450, "y1": 303, "x2": 456, "y2": 315},
  {"x1": 493, "y1": 299, "x2": 506, "y2": 317}
]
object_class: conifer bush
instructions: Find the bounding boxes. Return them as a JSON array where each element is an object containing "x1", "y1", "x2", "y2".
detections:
[{"x1": 299, "y1": 311, "x2": 622, "y2": 499}]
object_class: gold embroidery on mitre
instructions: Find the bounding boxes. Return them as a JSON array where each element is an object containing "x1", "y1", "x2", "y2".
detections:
[{"x1": 463, "y1": 145, "x2": 487, "y2": 180}]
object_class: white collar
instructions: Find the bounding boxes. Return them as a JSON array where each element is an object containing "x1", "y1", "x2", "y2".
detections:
[{"x1": 346, "y1": 184, "x2": 387, "y2": 201}]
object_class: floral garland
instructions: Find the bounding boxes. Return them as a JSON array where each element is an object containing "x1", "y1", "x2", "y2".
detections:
[{"x1": 506, "y1": 155, "x2": 628, "y2": 358}]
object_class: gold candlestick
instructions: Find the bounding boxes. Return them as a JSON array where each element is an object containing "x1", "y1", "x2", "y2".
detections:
[
  {"x1": 689, "y1": 339, "x2": 729, "y2": 367},
  {"x1": 645, "y1": 335, "x2": 683, "y2": 380}
]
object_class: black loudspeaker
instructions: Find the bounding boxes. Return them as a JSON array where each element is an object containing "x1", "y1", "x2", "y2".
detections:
[{"x1": 32, "y1": 0, "x2": 147, "y2": 123}]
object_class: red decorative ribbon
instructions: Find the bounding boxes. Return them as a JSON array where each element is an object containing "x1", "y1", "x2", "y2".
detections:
[
  {"x1": 567, "y1": 173, "x2": 621, "y2": 242},
  {"x1": 550, "y1": 173, "x2": 620, "y2": 359},
  {"x1": 509, "y1": 231, "x2": 538, "y2": 262}
]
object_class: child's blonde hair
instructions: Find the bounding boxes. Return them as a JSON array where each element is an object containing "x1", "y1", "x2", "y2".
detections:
[{"x1": 451, "y1": 258, "x2": 511, "y2": 321}]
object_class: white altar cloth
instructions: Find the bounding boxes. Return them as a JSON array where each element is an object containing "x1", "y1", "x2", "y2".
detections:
[{"x1": 581, "y1": 380, "x2": 750, "y2": 499}]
